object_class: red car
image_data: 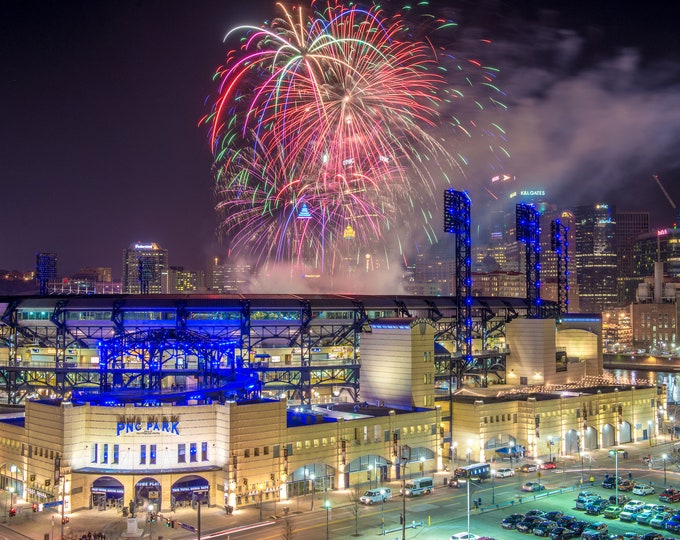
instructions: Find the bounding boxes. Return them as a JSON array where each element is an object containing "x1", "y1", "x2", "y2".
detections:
[
  {"x1": 660, "y1": 488, "x2": 680, "y2": 503},
  {"x1": 540, "y1": 461, "x2": 557, "y2": 470}
]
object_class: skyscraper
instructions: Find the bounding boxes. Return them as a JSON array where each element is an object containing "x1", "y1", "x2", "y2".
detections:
[
  {"x1": 574, "y1": 204, "x2": 618, "y2": 313},
  {"x1": 35, "y1": 252, "x2": 57, "y2": 296},
  {"x1": 615, "y1": 211, "x2": 650, "y2": 303},
  {"x1": 634, "y1": 227, "x2": 680, "y2": 279},
  {"x1": 122, "y1": 242, "x2": 168, "y2": 294}
]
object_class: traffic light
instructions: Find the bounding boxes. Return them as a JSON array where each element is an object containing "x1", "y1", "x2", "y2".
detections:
[
  {"x1": 61, "y1": 516, "x2": 70, "y2": 524},
  {"x1": 32, "y1": 503, "x2": 37, "y2": 512},
  {"x1": 9, "y1": 507, "x2": 16, "y2": 517},
  {"x1": 170, "y1": 520, "x2": 176, "y2": 528}
]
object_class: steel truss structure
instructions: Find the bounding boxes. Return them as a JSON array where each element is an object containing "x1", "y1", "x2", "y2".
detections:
[
  {"x1": 444, "y1": 189, "x2": 473, "y2": 390},
  {"x1": 516, "y1": 203, "x2": 542, "y2": 318},
  {"x1": 0, "y1": 294, "x2": 558, "y2": 405},
  {"x1": 550, "y1": 219, "x2": 570, "y2": 314}
]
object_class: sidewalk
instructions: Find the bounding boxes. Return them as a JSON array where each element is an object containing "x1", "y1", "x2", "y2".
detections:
[
  {"x1": 0, "y1": 485, "x2": 391, "y2": 540},
  {"x1": 1, "y1": 438, "x2": 677, "y2": 540}
]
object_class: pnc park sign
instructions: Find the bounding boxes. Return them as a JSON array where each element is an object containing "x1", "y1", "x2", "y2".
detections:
[{"x1": 116, "y1": 415, "x2": 180, "y2": 436}]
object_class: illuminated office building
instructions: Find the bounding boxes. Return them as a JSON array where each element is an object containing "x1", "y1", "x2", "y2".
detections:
[
  {"x1": 616, "y1": 211, "x2": 650, "y2": 303},
  {"x1": 574, "y1": 204, "x2": 618, "y2": 313},
  {"x1": 122, "y1": 242, "x2": 169, "y2": 294}
]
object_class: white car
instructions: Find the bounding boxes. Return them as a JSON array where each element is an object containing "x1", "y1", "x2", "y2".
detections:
[
  {"x1": 632, "y1": 484, "x2": 655, "y2": 496},
  {"x1": 450, "y1": 534, "x2": 479, "y2": 540},
  {"x1": 495, "y1": 467, "x2": 514, "y2": 478}
]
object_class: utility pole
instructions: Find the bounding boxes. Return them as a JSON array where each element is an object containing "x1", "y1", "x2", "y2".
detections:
[{"x1": 400, "y1": 444, "x2": 411, "y2": 540}]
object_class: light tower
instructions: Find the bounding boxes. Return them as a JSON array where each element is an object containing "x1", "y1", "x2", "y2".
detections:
[{"x1": 516, "y1": 203, "x2": 541, "y2": 318}]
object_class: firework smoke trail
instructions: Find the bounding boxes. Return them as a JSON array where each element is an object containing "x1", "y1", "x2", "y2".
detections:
[{"x1": 205, "y1": 0, "x2": 507, "y2": 271}]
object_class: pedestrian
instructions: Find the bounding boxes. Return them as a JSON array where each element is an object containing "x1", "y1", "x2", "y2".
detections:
[{"x1": 589, "y1": 475, "x2": 595, "y2": 486}]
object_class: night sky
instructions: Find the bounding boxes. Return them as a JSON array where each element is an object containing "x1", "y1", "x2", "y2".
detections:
[{"x1": 2, "y1": 0, "x2": 679, "y2": 277}]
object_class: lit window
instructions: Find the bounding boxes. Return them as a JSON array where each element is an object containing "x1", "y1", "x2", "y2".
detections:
[
  {"x1": 178, "y1": 444, "x2": 186, "y2": 463},
  {"x1": 190, "y1": 443, "x2": 197, "y2": 463},
  {"x1": 150, "y1": 444, "x2": 157, "y2": 465}
]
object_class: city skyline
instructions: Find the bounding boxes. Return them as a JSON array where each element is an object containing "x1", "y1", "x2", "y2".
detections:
[{"x1": 2, "y1": 0, "x2": 680, "y2": 276}]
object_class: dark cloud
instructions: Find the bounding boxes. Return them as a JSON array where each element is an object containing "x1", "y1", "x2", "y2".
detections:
[{"x1": 1, "y1": 0, "x2": 678, "y2": 277}]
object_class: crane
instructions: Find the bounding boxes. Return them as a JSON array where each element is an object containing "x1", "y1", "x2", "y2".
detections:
[{"x1": 652, "y1": 174, "x2": 679, "y2": 228}]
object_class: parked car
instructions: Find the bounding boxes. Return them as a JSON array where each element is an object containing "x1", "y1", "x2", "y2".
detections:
[
  {"x1": 581, "y1": 531, "x2": 607, "y2": 540},
  {"x1": 665, "y1": 514, "x2": 680, "y2": 532},
  {"x1": 602, "y1": 477, "x2": 619, "y2": 489},
  {"x1": 585, "y1": 500, "x2": 609, "y2": 516},
  {"x1": 584, "y1": 522, "x2": 608, "y2": 534},
  {"x1": 451, "y1": 533, "x2": 480, "y2": 540},
  {"x1": 570, "y1": 521, "x2": 590, "y2": 534},
  {"x1": 540, "y1": 461, "x2": 558, "y2": 470},
  {"x1": 520, "y1": 463, "x2": 539, "y2": 473},
  {"x1": 549, "y1": 527, "x2": 578, "y2": 540},
  {"x1": 649, "y1": 511, "x2": 673, "y2": 529},
  {"x1": 577, "y1": 493, "x2": 602, "y2": 510},
  {"x1": 618, "y1": 480, "x2": 636, "y2": 492},
  {"x1": 502, "y1": 513, "x2": 526, "y2": 530},
  {"x1": 659, "y1": 488, "x2": 680, "y2": 503},
  {"x1": 557, "y1": 516, "x2": 578, "y2": 528},
  {"x1": 603, "y1": 505, "x2": 622, "y2": 519},
  {"x1": 638, "y1": 533, "x2": 663, "y2": 540},
  {"x1": 619, "y1": 500, "x2": 646, "y2": 522},
  {"x1": 522, "y1": 482, "x2": 546, "y2": 492},
  {"x1": 633, "y1": 484, "x2": 655, "y2": 496},
  {"x1": 609, "y1": 494, "x2": 631, "y2": 506},
  {"x1": 496, "y1": 467, "x2": 515, "y2": 478},
  {"x1": 545, "y1": 511, "x2": 565, "y2": 522},
  {"x1": 533, "y1": 521, "x2": 559, "y2": 537},
  {"x1": 517, "y1": 517, "x2": 547, "y2": 533},
  {"x1": 526, "y1": 510, "x2": 547, "y2": 518},
  {"x1": 636, "y1": 504, "x2": 664, "y2": 525}
]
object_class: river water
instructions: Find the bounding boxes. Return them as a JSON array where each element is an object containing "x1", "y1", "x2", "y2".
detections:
[{"x1": 605, "y1": 368, "x2": 680, "y2": 404}]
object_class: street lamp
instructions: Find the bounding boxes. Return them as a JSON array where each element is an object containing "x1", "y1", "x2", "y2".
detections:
[
  {"x1": 310, "y1": 474, "x2": 316, "y2": 511},
  {"x1": 671, "y1": 417, "x2": 675, "y2": 441},
  {"x1": 579, "y1": 452, "x2": 585, "y2": 484},
  {"x1": 491, "y1": 469, "x2": 496, "y2": 505},
  {"x1": 9, "y1": 465, "x2": 17, "y2": 500},
  {"x1": 148, "y1": 503, "x2": 155, "y2": 540},
  {"x1": 420, "y1": 456, "x2": 425, "y2": 477},
  {"x1": 324, "y1": 499, "x2": 331, "y2": 540},
  {"x1": 380, "y1": 488, "x2": 386, "y2": 536},
  {"x1": 5, "y1": 486, "x2": 13, "y2": 523},
  {"x1": 608, "y1": 450, "x2": 619, "y2": 503},
  {"x1": 466, "y1": 469, "x2": 471, "y2": 538},
  {"x1": 663, "y1": 453, "x2": 668, "y2": 485}
]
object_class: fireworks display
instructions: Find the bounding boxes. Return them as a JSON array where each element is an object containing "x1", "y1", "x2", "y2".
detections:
[{"x1": 204, "y1": 0, "x2": 507, "y2": 273}]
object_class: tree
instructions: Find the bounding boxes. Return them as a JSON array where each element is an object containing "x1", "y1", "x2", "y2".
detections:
[
  {"x1": 347, "y1": 486, "x2": 363, "y2": 537},
  {"x1": 281, "y1": 515, "x2": 296, "y2": 540}
]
